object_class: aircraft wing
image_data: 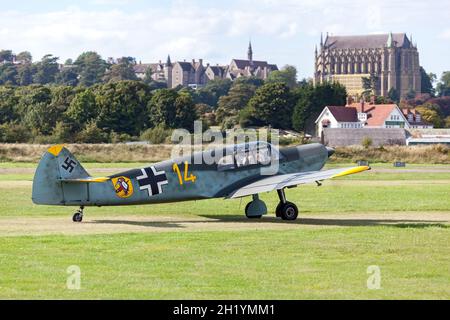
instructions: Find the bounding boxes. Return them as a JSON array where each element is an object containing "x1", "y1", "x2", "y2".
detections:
[{"x1": 227, "y1": 166, "x2": 370, "y2": 199}]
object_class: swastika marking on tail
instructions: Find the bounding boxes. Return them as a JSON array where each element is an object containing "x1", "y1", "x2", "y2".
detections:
[{"x1": 62, "y1": 157, "x2": 77, "y2": 173}]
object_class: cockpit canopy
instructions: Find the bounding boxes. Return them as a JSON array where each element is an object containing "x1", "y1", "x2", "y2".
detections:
[{"x1": 217, "y1": 141, "x2": 281, "y2": 171}]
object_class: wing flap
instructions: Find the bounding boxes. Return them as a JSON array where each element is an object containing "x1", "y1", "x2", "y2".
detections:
[{"x1": 227, "y1": 166, "x2": 370, "y2": 199}]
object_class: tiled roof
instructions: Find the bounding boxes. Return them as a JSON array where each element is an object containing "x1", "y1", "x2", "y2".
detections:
[
  {"x1": 208, "y1": 65, "x2": 226, "y2": 76},
  {"x1": 177, "y1": 61, "x2": 195, "y2": 72},
  {"x1": 232, "y1": 59, "x2": 278, "y2": 70},
  {"x1": 133, "y1": 63, "x2": 162, "y2": 74},
  {"x1": 324, "y1": 33, "x2": 410, "y2": 49},
  {"x1": 348, "y1": 103, "x2": 397, "y2": 126},
  {"x1": 133, "y1": 64, "x2": 151, "y2": 73},
  {"x1": 326, "y1": 106, "x2": 358, "y2": 122}
]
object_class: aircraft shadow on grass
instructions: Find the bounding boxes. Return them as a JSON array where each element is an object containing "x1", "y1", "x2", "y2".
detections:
[
  {"x1": 90, "y1": 215, "x2": 449, "y2": 229},
  {"x1": 91, "y1": 219, "x2": 184, "y2": 229},
  {"x1": 201, "y1": 215, "x2": 449, "y2": 228}
]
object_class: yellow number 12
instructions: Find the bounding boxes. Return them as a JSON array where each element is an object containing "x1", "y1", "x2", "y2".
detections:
[{"x1": 172, "y1": 162, "x2": 197, "y2": 185}]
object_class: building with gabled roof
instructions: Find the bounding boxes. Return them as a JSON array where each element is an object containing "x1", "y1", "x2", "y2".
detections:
[
  {"x1": 205, "y1": 64, "x2": 227, "y2": 81},
  {"x1": 132, "y1": 42, "x2": 277, "y2": 88},
  {"x1": 133, "y1": 55, "x2": 172, "y2": 83},
  {"x1": 315, "y1": 99, "x2": 416, "y2": 138},
  {"x1": 226, "y1": 41, "x2": 278, "y2": 80},
  {"x1": 171, "y1": 59, "x2": 206, "y2": 88}
]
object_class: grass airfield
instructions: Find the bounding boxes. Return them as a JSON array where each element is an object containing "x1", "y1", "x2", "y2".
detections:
[{"x1": 0, "y1": 162, "x2": 449, "y2": 299}]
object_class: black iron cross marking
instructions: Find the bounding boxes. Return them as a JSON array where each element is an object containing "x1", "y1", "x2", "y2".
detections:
[
  {"x1": 136, "y1": 166, "x2": 168, "y2": 197},
  {"x1": 62, "y1": 157, "x2": 77, "y2": 173}
]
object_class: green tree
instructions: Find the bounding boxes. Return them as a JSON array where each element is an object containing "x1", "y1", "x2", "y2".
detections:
[
  {"x1": 174, "y1": 91, "x2": 197, "y2": 131},
  {"x1": 52, "y1": 121, "x2": 73, "y2": 142},
  {"x1": 388, "y1": 87, "x2": 399, "y2": 103},
  {"x1": 0, "y1": 63, "x2": 18, "y2": 85},
  {"x1": 140, "y1": 124, "x2": 171, "y2": 143},
  {"x1": 0, "y1": 50, "x2": 13, "y2": 63},
  {"x1": 21, "y1": 86, "x2": 72, "y2": 136},
  {"x1": 23, "y1": 102, "x2": 55, "y2": 135},
  {"x1": 436, "y1": 71, "x2": 450, "y2": 97},
  {"x1": 14, "y1": 85, "x2": 51, "y2": 115},
  {"x1": 32, "y1": 54, "x2": 59, "y2": 84},
  {"x1": 95, "y1": 81, "x2": 151, "y2": 135},
  {"x1": 74, "y1": 51, "x2": 108, "y2": 86},
  {"x1": 16, "y1": 51, "x2": 32, "y2": 63},
  {"x1": 49, "y1": 86, "x2": 76, "y2": 123},
  {"x1": 292, "y1": 82, "x2": 347, "y2": 133},
  {"x1": 0, "y1": 122, "x2": 31, "y2": 143},
  {"x1": 266, "y1": 65, "x2": 298, "y2": 89},
  {"x1": 65, "y1": 90, "x2": 98, "y2": 129},
  {"x1": 103, "y1": 57, "x2": 138, "y2": 83},
  {"x1": 16, "y1": 64, "x2": 34, "y2": 86},
  {"x1": 143, "y1": 67, "x2": 153, "y2": 84},
  {"x1": 361, "y1": 73, "x2": 379, "y2": 97},
  {"x1": 241, "y1": 82, "x2": 294, "y2": 129},
  {"x1": 234, "y1": 76, "x2": 264, "y2": 88},
  {"x1": 416, "y1": 103, "x2": 445, "y2": 128},
  {"x1": 147, "y1": 89, "x2": 178, "y2": 129},
  {"x1": 420, "y1": 67, "x2": 436, "y2": 96},
  {"x1": 15, "y1": 85, "x2": 53, "y2": 134},
  {"x1": 76, "y1": 121, "x2": 109, "y2": 143},
  {"x1": 405, "y1": 88, "x2": 417, "y2": 100},
  {"x1": 194, "y1": 78, "x2": 232, "y2": 107},
  {"x1": 0, "y1": 87, "x2": 19, "y2": 123},
  {"x1": 215, "y1": 82, "x2": 257, "y2": 128},
  {"x1": 56, "y1": 67, "x2": 79, "y2": 86}
]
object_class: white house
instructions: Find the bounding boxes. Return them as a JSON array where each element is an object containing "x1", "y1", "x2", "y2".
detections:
[{"x1": 315, "y1": 101, "x2": 430, "y2": 138}]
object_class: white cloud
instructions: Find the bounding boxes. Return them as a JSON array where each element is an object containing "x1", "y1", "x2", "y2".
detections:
[
  {"x1": 0, "y1": 3, "x2": 306, "y2": 62},
  {"x1": 0, "y1": 0, "x2": 448, "y2": 77}
]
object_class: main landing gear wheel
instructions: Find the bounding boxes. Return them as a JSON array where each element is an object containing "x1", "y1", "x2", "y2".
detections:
[
  {"x1": 279, "y1": 202, "x2": 298, "y2": 221},
  {"x1": 72, "y1": 206, "x2": 84, "y2": 222},
  {"x1": 276, "y1": 189, "x2": 299, "y2": 221},
  {"x1": 275, "y1": 202, "x2": 283, "y2": 217}
]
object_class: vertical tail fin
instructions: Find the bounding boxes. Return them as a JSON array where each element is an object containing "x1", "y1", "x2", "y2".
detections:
[{"x1": 32, "y1": 145, "x2": 91, "y2": 205}]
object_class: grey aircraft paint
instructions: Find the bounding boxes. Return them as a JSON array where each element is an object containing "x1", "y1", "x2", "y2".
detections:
[{"x1": 32, "y1": 143, "x2": 331, "y2": 207}]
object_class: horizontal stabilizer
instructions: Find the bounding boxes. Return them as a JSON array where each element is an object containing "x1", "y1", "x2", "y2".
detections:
[{"x1": 57, "y1": 177, "x2": 110, "y2": 183}]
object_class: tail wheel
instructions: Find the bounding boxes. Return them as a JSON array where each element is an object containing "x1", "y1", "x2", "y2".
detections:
[
  {"x1": 280, "y1": 202, "x2": 298, "y2": 221},
  {"x1": 72, "y1": 206, "x2": 84, "y2": 222},
  {"x1": 72, "y1": 212, "x2": 83, "y2": 222}
]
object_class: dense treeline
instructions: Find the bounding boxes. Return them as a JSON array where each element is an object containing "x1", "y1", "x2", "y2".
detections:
[
  {"x1": 1, "y1": 49, "x2": 450, "y2": 143},
  {"x1": 0, "y1": 67, "x2": 347, "y2": 143},
  {"x1": 0, "y1": 81, "x2": 196, "y2": 143}
]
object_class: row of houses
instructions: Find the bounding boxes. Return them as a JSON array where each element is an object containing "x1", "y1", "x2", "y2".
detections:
[{"x1": 133, "y1": 42, "x2": 278, "y2": 89}]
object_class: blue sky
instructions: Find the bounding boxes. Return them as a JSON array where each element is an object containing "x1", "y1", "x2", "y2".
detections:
[{"x1": 0, "y1": 0, "x2": 449, "y2": 80}]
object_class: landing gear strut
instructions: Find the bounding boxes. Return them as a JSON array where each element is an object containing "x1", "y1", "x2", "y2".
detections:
[
  {"x1": 276, "y1": 189, "x2": 298, "y2": 221},
  {"x1": 72, "y1": 206, "x2": 84, "y2": 222}
]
